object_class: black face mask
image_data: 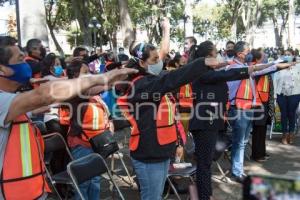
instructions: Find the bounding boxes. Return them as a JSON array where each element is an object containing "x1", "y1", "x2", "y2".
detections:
[
  {"x1": 40, "y1": 47, "x2": 46, "y2": 59},
  {"x1": 226, "y1": 49, "x2": 235, "y2": 58}
]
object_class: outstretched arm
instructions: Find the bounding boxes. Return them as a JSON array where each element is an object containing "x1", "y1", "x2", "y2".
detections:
[{"x1": 5, "y1": 68, "x2": 138, "y2": 123}]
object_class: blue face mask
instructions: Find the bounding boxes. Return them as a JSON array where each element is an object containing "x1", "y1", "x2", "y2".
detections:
[
  {"x1": 148, "y1": 60, "x2": 164, "y2": 75},
  {"x1": 53, "y1": 65, "x2": 64, "y2": 77},
  {"x1": 3, "y1": 62, "x2": 32, "y2": 84},
  {"x1": 244, "y1": 53, "x2": 253, "y2": 63},
  {"x1": 284, "y1": 55, "x2": 293, "y2": 63}
]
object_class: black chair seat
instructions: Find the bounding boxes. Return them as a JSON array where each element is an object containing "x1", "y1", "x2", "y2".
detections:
[
  {"x1": 168, "y1": 165, "x2": 197, "y2": 177},
  {"x1": 52, "y1": 171, "x2": 72, "y2": 184}
]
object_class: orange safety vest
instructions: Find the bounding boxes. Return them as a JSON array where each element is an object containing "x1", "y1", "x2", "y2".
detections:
[
  {"x1": 117, "y1": 76, "x2": 178, "y2": 151},
  {"x1": 234, "y1": 79, "x2": 262, "y2": 110},
  {"x1": 59, "y1": 106, "x2": 71, "y2": 126},
  {"x1": 256, "y1": 75, "x2": 270, "y2": 103},
  {"x1": 79, "y1": 96, "x2": 110, "y2": 141},
  {"x1": 1, "y1": 114, "x2": 49, "y2": 199},
  {"x1": 178, "y1": 83, "x2": 193, "y2": 109}
]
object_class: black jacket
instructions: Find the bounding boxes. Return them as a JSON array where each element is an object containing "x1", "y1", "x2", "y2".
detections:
[
  {"x1": 189, "y1": 67, "x2": 249, "y2": 132},
  {"x1": 127, "y1": 58, "x2": 208, "y2": 162}
]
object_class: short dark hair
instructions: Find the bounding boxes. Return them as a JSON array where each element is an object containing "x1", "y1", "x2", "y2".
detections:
[
  {"x1": 251, "y1": 49, "x2": 262, "y2": 62},
  {"x1": 73, "y1": 47, "x2": 87, "y2": 57},
  {"x1": 0, "y1": 36, "x2": 17, "y2": 65},
  {"x1": 226, "y1": 41, "x2": 235, "y2": 47},
  {"x1": 234, "y1": 41, "x2": 249, "y2": 54},
  {"x1": 26, "y1": 38, "x2": 42, "y2": 54},
  {"x1": 185, "y1": 36, "x2": 197, "y2": 45},
  {"x1": 67, "y1": 59, "x2": 86, "y2": 79},
  {"x1": 119, "y1": 47, "x2": 124, "y2": 51}
]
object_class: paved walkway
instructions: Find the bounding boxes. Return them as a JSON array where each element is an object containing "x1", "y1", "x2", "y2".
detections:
[
  {"x1": 103, "y1": 134, "x2": 300, "y2": 200},
  {"x1": 212, "y1": 134, "x2": 300, "y2": 200}
]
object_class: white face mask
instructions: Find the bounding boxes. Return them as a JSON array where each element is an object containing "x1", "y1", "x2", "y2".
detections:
[{"x1": 147, "y1": 60, "x2": 163, "y2": 75}]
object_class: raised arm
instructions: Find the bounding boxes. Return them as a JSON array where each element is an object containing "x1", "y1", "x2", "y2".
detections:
[
  {"x1": 159, "y1": 17, "x2": 170, "y2": 60},
  {"x1": 5, "y1": 68, "x2": 137, "y2": 123}
]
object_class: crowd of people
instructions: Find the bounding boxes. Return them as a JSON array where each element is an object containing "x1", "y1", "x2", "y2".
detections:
[{"x1": 0, "y1": 17, "x2": 300, "y2": 200}]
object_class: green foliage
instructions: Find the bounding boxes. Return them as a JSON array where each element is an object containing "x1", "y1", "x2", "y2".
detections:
[
  {"x1": 128, "y1": 0, "x2": 184, "y2": 44},
  {"x1": 262, "y1": 0, "x2": 289, "y2": 20}
]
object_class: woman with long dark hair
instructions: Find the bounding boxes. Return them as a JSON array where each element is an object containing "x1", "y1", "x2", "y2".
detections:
[
  {"x1": 41, "y1": 53, "x2": 65, "y2": 134},
  {"x1": 188, "y1": 41, "x2": 277, "y2": 200},
  {"x1": 189, "y1": 41, "x2": 293, "y2": 199},
  {"x1": 116, "y1": 41, "x2": 224, "y2": 200}
]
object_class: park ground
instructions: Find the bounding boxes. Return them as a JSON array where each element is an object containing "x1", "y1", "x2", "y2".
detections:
[{"x1": 101, "y1": 133, "x2": 300, "y2": 200}]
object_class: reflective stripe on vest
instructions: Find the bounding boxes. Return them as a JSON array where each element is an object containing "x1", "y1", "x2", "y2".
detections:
[
  {"x1": 179, "y1": 84, "x2": 193, "y2": 109},
  {"x1": 165, "y1": 95, "x2": 173, "y2": 125},
  {"x1": 91, "y1": 104, "x2": 100, "y2": 130},
  {"x1": 244, "y1": 79, "x2": 251, "y2": 99},
  {"x1": 263, "y1": 76, "x2": 269, "y2": 92},
  {"x1": 185, "y1": 84, "x2": 190, "y2": 97},
  {"x1": 20, "y1": 123, "x2": 33, "y2": 177},
  {"x1": 235, "y1": 79, "x2": 255, "y2": 109},
  {"x1": 117, "y1": 76, "x2": 177, "y2": 151},
  {"x1": 80, "y1": 96, "x2": 109, "y2": 140},
  {"x1": 256, "y1": 75, "x2": 270, "y2": 103},
  {"x1": 1, "y1": 114, "x2": 49, "y2": 199}
]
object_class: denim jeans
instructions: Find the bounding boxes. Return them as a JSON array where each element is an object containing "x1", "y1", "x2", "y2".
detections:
[
  {"x1": 71, "y1": 145, "x2": 101, "y2": 200},
  {"x1": 277, "y1": 94, "x2": 300, "y2": 133},
  {"x1": 228, "y1": 108, "x2": 254, "y2": 177},
  {"x1": 131, "y1": 158, "x2": 170, "y2": 200}
]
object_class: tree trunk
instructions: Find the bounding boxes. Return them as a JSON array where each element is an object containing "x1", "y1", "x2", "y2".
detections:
[
  {"x1": 242, "y1": 0, "x2": 262, "y2": 47},
  {"x1": 230, "y1": 17, "x2": 238, "y2": 40},
  {"x1": 17, "y1": 0, "x2": 49, "y2": 47},
  {"x1": 272, "y1": 16, "x2": 282, "y2": 48},
  {"x1": 71, "y1": 0, "x2": 92, "y2": 46},
  {"x1": 184, "y1": 0, "x2": 193, "y2": 37},
  {"x1": 288, "y1": 0, "x2": 295, "y2": 48},
  {"x1": 118, "y1": 0, "x2": 135, "y2": 49},
  {"x1": 48, "y1": 25, "x2": 64, "y2": 57},
  {"x1": 112, "y1": 31, "x2": 118, "y2": 60}
]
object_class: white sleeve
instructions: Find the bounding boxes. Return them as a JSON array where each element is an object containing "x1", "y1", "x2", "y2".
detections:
[{"x1": 0, "y1": 92, "x2": 17, "y2": 128}]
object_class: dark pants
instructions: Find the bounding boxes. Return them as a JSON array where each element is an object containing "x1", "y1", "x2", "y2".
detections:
[
  {"x1": 251, "y1": 125, "x2": 267, "y2": 160},
  {"x1": 192, "y1": 130, "x2": 217, "y2": 200},
  {"x1": 277, "y1": 94, "x2": 300, "y2": 133}
]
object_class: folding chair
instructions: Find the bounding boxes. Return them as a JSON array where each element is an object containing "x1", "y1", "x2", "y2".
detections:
[
  {"x1": 213, "y1": 148, "x2": 232, "y2": 183},
  {"x1": 98, "y1": 135, "x2": 134, "y2": 187},
  {"x1": 164, "y1": 165, "x2": 197, "y2": 200},
  {"x1": 43, "y1": 132, "x2": 74, "y2": 200},
  {"x1": 32, "y1": 120, "x2": 48, "y2": 135},
  {"x1": 212, "y1": 129, "x2": 232, "y2": 183},
  {"x1": 108, "y1": 148, "x2": 135, "y2": 188},
  {"x1": 67, "y1": 153, "x2": 125, "y2": 200}
]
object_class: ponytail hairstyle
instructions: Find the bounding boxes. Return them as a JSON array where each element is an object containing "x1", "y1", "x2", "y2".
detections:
[
  {"x1": 188, "y1": 41, "x2": 214, "y2": 63},
  {"x1": 115, "y1": 42, "x2": 157, "y2": 95},
  {"x1": 126, "y1": 42, "x2": 157, "y2": 79},
  {"x1": 67, "y1": 60, "x2": 88, "y2": 79}
]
